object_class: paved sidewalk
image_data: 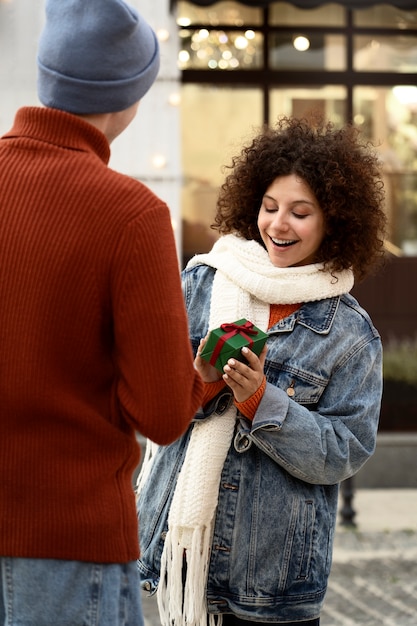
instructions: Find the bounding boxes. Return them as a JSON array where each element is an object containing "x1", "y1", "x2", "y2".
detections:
[
  {"x1": 322, "y1": 489, "x2": 417, "y2": 626},
  {"x1": 338, "y1": 488, "x2": 417, "y2": 533},
  {"x1": 141, "y1": 489, "x2": 417, "y2": 626}
]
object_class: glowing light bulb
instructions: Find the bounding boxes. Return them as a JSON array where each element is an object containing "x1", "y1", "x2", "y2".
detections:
[
  {"x1": 178, "y1": 50, "x2": 190, "y2": 63},
  {"x1": 393, "y1": 85, "x2": 417, "y2": 104},
  {"x1": 234, "y1": 36, "x2": 248, "y2": 51},
  {"x1": 293, "y1": 35, "x2": 310, "y2": 52},
  {"x1": 152, "y1": 154, "x2": 167, "y2": 169},
  {"x1": 157, "y1": 28, "x2": 170, "y2": 42},
  {"x1": 177, "y1": 17, "x2": 191, "y2": 27},
  {"x1": 168, "y1": 92, "x2": 181, "y2": 107}
]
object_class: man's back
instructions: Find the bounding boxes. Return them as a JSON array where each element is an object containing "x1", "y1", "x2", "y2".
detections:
[
  {"x1": 0, "y1": 105, "x2": 202, "y2": 564},
  {"x1": 0, "y1": 3, "x2": 202, "y2": 622}
]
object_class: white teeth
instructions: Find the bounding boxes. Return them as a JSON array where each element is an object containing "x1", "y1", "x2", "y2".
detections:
[{"x1": 271, "y1": 237, "x2": 296, "y2": 246}]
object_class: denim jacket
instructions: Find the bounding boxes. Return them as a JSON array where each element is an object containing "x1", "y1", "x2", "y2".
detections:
[{"x1": 137, "y1": 264, "x2": 382, "y2": 623}]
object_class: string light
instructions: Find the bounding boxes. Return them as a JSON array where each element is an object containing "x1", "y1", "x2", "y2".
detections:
[
  {"x1": 293, "y1": 35, "x2": 310, "y2": 51},
  {"x1": 177, "y1": 16, "x2": 191, "y2": 27},
  {"x1": 177, "y1": 29, "x2": 262, "y2": 70},
  {"x1": 393, "y1": 85, "x2": 417, "y2": 105},
  {"x1": 168, "y1": 92, "x2": 181, "y2": 107},
  {"x1": 157, "y1": 28, "x2": 170, "y2": 42}
]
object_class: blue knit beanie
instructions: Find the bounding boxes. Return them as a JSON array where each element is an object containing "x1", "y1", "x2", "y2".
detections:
[{"x1": 37, "y1": 0, "x2": 160, "y2": 114}]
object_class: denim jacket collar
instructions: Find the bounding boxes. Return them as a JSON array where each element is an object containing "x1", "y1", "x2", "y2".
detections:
[{"x1": 268, "y1": 296, "x2": 340, "y2": 335}]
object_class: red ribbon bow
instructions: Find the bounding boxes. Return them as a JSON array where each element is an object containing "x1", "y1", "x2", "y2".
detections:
[
  {"x1": 209, "y1": 321, "x2": 258, "y2": 367},
  {"x1": 220, "y1": 321, "x2": 257, "y2": 335}
]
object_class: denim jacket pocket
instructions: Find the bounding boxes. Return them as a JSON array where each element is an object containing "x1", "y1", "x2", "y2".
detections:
[{"x1": 265, "y1": 361, "x2": 327, "y2": 407}]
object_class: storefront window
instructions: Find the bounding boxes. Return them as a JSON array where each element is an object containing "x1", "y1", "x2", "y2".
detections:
[
  {"x1": 269, "y1": 2, "x2": 344, "y2": 26},
  {"x1": 179, "y1": 1, "x2": 417, "y2": 259},
  {"x1": 270, "y1": 86, "x2": 346, "y2": 125},
  {"x1": 354, "y1": 85, "x2": 417, "y2": 255},
  {"x1": 180, "y1": 84, "x2": 263, "y2": 265},
  {"x1": 177, "y1": 2, "x2": 262, "y2": 27},
  {"x1": 353, "y1": 6, "x2": 417, "y2": 29},
  {"x1": 269, "y1": 33, "x2": 345, "y2": 71},
  {"x1": 354, "y1": 35, "x2": 417, "y2": 73}
]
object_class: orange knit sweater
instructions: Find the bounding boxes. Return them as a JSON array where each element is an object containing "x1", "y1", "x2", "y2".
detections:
[{"x1": 0, "y1": 107, "x2": 203, "y2": 563}]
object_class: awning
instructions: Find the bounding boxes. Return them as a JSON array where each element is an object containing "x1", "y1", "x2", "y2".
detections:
[{"x1": 174, "y1": 1, "x2": 417, "y2": 8}]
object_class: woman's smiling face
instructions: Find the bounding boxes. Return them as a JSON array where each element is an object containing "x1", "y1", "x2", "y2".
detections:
[{"x1": 257, "y1": 174, "x2": 326, "y2": 268}]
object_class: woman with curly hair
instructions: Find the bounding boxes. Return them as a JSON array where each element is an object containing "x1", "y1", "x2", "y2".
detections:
[{"x1": 136, "y1": 117, "x2": 387, "y2": 626}]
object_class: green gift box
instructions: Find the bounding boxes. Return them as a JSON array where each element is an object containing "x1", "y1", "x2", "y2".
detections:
[{"x1": 200, "y1": 318, "x2": 268, "y2": 373}]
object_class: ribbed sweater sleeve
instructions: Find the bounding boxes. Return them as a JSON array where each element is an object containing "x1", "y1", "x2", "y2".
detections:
[{"x1": 111, "y1": 205, "x2": 204, "y2": 444}]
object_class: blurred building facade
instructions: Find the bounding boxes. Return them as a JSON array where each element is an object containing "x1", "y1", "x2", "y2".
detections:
[
  {"x1": 176, "y1": 1, "x2": 417, "y2": 265},
  {"x1": 1, "y1": 0, "x2": 416, "y2": 341}
]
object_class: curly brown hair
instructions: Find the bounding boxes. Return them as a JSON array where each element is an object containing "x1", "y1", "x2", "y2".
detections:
[{"x1": 212, "y1": 116, "x2": 387, "y2": 282}]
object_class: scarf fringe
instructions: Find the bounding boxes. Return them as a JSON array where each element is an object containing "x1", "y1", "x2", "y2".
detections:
[
  {"x1": 156, "y1": 410, "x2": 236, "y2": 626},
  {"x1": 157, "y1": 525, "x2": 214, "y2": 626}
]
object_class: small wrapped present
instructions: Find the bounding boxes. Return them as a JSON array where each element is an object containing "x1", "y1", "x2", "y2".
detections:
[{"x1": 200, "y1": 318, "x2": 268, "y2": 373}]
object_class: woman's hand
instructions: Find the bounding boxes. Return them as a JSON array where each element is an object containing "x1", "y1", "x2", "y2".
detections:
[
  {"x1": 223, "y1": 344, "x2": 268, "y2": 403},
  {"x1": 194, "y1": 336, "x2": 223, "y2": 383}
]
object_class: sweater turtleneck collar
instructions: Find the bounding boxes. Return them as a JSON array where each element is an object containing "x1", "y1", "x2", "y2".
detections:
[{"x1": 3, "y1": 106, "x2": 111, "y2": 165}]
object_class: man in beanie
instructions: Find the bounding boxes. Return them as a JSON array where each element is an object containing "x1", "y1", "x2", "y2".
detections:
[{"x1": 0, "y1": 1, "x2": 203, "y2": 624}]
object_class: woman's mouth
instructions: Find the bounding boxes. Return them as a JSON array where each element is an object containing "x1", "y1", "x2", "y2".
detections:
[{"x1": 270, "y1": 236, "x2": 297, "y2": 248}]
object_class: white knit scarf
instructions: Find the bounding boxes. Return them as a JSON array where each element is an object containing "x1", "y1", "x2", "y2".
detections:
[{"x1": 139, "y1": 234, "x2": 354, "y2": 626}]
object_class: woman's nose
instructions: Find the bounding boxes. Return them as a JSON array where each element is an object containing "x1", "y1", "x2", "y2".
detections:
[{"x1": 271, "y1": 211, "x2": 289, "y2": 231}]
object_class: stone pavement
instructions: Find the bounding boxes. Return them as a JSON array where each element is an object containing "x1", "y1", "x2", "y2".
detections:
[
  {"x1": 141, "y1": 489, "x2": 417, "y2": 626},
  {"x1": 321, "y1": 489, "x2": 417, "y2": 626}
]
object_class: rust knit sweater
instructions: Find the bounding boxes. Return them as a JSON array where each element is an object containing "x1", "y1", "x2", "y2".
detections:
[{"x1": 0, "y1": 107, "x2": 203, "y2": 563}]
